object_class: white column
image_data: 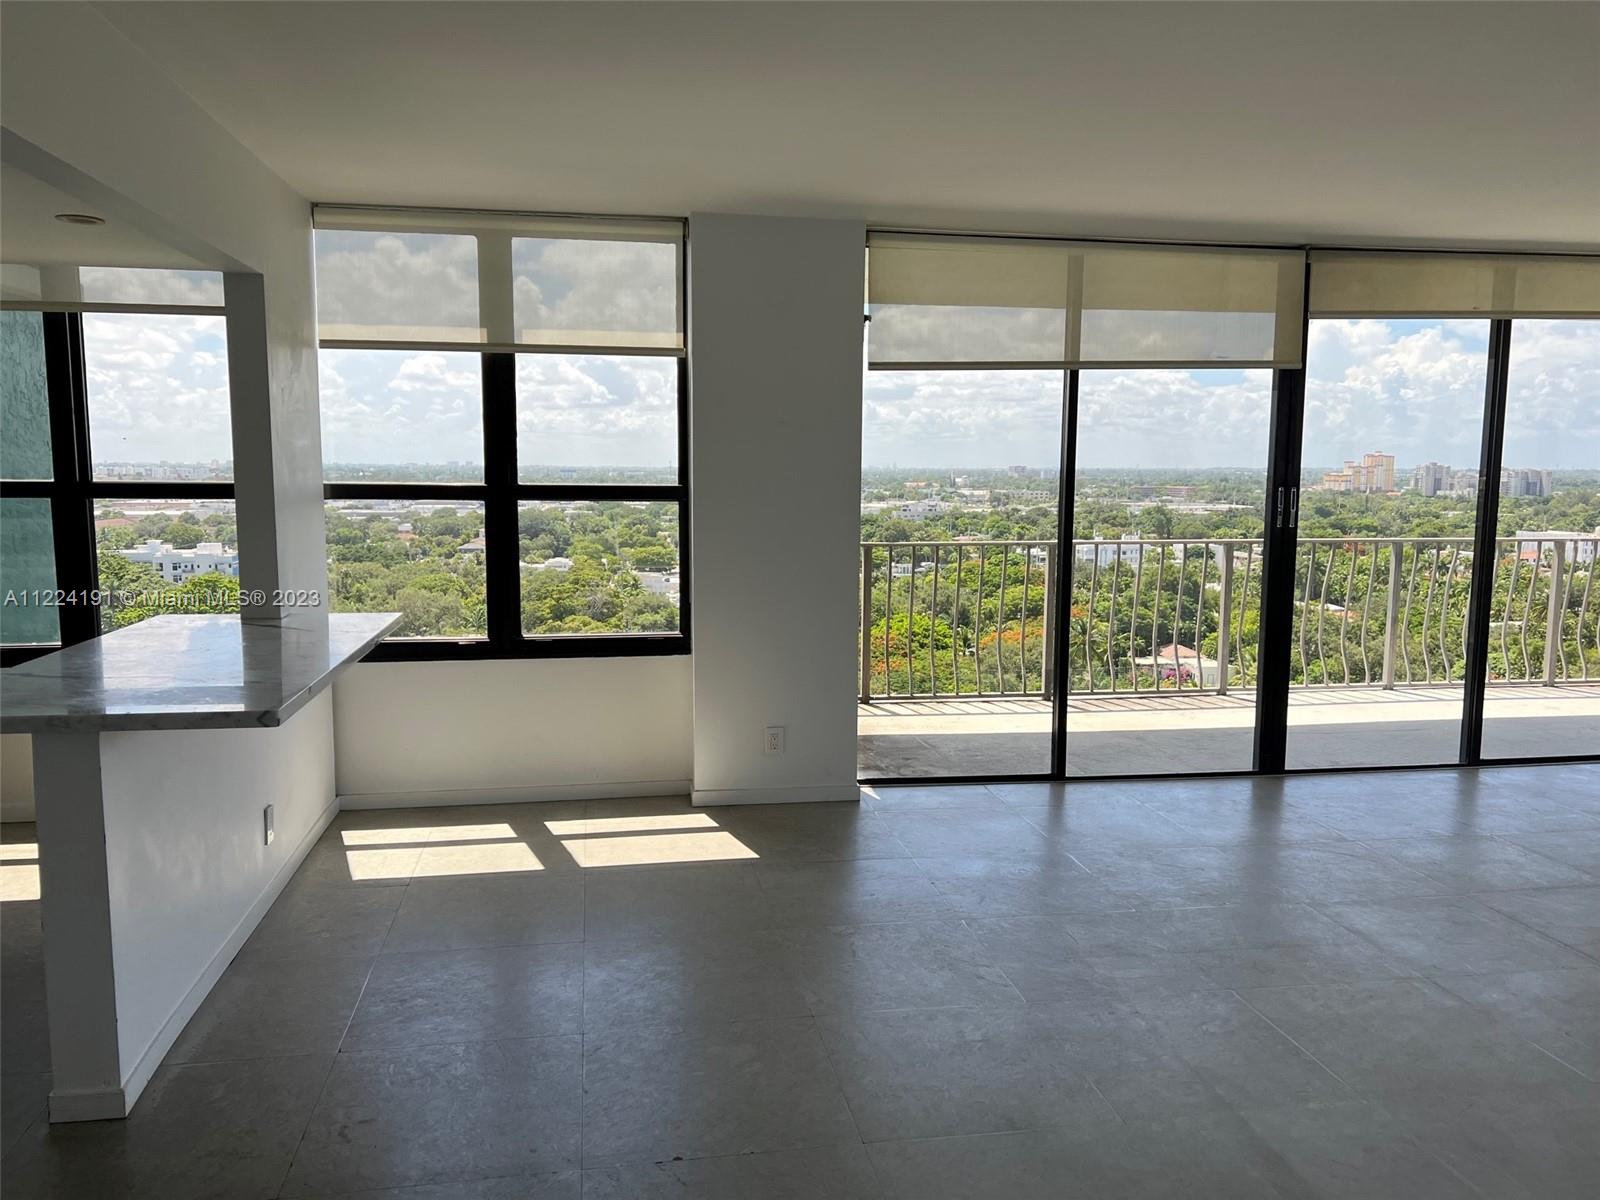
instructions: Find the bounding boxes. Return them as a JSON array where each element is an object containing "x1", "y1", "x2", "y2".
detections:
[
  {"x1": 31, "y1": 734, "x2": 124, "y2": 1121},
  {"x1": 688, "y1": 214, "x2": 865, "y2": 806}
]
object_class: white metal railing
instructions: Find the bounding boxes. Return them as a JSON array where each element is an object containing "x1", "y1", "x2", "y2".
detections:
[{"x1": 859, "y1": 535, "x2": 1600, "y2": 701}]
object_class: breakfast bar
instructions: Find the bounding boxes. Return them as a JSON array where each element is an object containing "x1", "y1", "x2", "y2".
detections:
[{"x1": 0, "y1": 612, "x2": 399, "y2": 1121}]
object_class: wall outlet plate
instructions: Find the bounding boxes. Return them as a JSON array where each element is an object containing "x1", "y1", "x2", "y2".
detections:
[
  {"x1": 263, "y1": 804, "x2": 275, "y2": 846},
  {"x1": 764, "y1": 726, "x2": 785, "y2": 755}
]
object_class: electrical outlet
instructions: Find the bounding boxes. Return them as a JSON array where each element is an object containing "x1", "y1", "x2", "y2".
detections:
[
  {"x1": 764, "y1": 726, "x2": 785, "y2": 755},
  {"x1": 263, "y1": 804, "x2": 275, "y2": 846}
]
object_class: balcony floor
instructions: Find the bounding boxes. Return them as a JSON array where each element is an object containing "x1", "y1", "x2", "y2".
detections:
[{"x1": 859, "y1": 684, "x2": 1600, "y2": 778}]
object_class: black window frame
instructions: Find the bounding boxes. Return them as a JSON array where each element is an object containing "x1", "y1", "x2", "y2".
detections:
[
  {"x1": 0, "y1": 310, "x2": 237, "y2": 666},
  {"x1": 314, "y1": 210, "x2": 692, "y2": 663},
  {"x1": 324, "y1": 349, "x2": 691, "y2": 662}
]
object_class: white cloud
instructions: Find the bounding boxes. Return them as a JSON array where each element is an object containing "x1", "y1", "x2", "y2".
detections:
[
  {"x1": 513, "y1": 238, "x2": 677, "y2": 344},
  {"x1": 1502, "y1": 319, "x2": 1600, "y2": 469},
  {"x1": 318, "y1": 349, "x2": 483, "y2": 466},
  {"x1": 515, "y1": 354, "x2": 676, "y2": 466},
  {"x1": 865, "y1": 318, "x2": 1596, "y2": 472},
  {"x1": 83, "y1": 313, "x2": 233, "y2": 465},
  {"x1": 313, "y1": 231, "x2": 479, "y2": 336}
]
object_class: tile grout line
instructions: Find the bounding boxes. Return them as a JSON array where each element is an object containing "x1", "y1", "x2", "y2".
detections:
[
  {"x1": 1229, "y1": 986, "x2": 1360, "y2": 1094},
  {"x1": 1463, "y1": 893, "x2": 1600, "y2": 968},
  {"x1": 268, "y1": 865, "x2": 403, "y2": 1198}
]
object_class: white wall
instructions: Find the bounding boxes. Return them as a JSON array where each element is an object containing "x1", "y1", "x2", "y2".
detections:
[
  {"x1": 100, "y1": 690, "x2": 335, "y2": 1088},
  {"x1": 0, "y1": 733, "x2": 34, "y2": 821},
  {"x1": 688, "y1": 214, "x2": 866, "y2": 805},
  {"x1": 333, "y1": 658, "x2": 694, "y2": 806}
]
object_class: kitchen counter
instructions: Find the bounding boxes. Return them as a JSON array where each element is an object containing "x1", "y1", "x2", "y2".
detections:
[{"x1": 0, "y1": 612, "x2": 401, "y2": 733}]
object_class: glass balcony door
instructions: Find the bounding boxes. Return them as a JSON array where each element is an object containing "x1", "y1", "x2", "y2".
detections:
[
  {"x1": 1281, "y1": 319, "x2": 1493, "y2": 770},
  {"x1": 1480, "y1": 320, "x2": 1600, "y2": 761},
  {"x1": 856, "y1": 370, "x2": 1064, "y2": 780},
  {"x1": 1059, "y1": 368, "x2": 1275, "y2": 776}
]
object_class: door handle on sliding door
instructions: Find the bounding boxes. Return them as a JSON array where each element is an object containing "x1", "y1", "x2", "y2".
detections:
[
  {"x1": 1275, "y1": 486, "x2": 1286, "y2": 528},
  {"x1": 1288, "y1": 486, "x2": 1300, "y2": 529}
]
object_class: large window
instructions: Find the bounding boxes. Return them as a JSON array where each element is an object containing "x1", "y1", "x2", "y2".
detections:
[
  {"x1": 313, "y1": 208, "x2": 687, "y2": 657},
  {"x1": 859, "y1": 234, "x2": 1599, "y2": 781},
  {"x1": 0, "y1": 279, "x2": 236, "y2": 661}
]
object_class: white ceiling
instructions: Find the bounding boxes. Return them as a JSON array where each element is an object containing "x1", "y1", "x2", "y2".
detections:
[
  {"x1": 96, "y1": 1, "x2": 1600, "y2": 250},
  {"x1": 0, "y1": 161, "x2": 209, "y2": 269}
]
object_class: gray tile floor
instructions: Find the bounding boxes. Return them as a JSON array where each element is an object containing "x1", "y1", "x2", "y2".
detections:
[{"x1": 2, "y1": 763, "x2": 1598, "y2": 1198}]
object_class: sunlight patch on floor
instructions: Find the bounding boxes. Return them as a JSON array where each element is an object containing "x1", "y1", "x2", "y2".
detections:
[
  {"x1": 0, "y1": 842, "x2": 40, "y2": 901},
  {"x1": 342, "y1": 847, "x2": 426, "y2": 881},
  {"x1": 544, "y1": 814, "x2": 718, "y2": 836},
  {"x1": 412, "y1": 841, "x2": 544, "y2": 877},
  {"x1": 341, "y1": 823, "x2": 518, "y2": 847},
  {"x1": 332, "y1": 806, "x2": 755, "y2": 880},
  {"x1": 562, "y1": 829, "x2": 757, "y2": 867}
]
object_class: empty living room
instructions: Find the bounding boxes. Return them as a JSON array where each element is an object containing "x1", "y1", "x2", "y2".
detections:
[{"x1": 0, "y1": 2, "x2": 1596, "y2": 1197}]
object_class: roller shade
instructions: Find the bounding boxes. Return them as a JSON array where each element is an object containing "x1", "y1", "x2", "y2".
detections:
[
  {"x1": 1308, "y1": 251, "x2": 1600, "y2": 318},
  {"x1": 313, "y1": 206, "x2": 684, "y2": 353},
  {"x1": 867, "y1": 233, "x2": 1306, "y2": 368},
  {"x1": 0, "y1": 265, "x2": 224, "y2": 310}
]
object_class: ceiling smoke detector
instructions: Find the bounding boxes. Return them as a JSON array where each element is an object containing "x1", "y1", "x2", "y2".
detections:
[{"x1": 54, "y1": 212, "x2": 106, "y2": 226}]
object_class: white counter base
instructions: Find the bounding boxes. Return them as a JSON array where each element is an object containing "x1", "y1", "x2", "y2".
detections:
[{"x1": 33, "y1": 691, "x2": 338, "y2": 1122}]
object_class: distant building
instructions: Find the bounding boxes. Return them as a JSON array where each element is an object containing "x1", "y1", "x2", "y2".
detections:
[
  {"x1": 1500, "y1": 468, "x2": 1553, "y2": 498},
  {"x1": 1513, "y1": 529, "x2": 1599, "y2": 565},
  {"x1": 1075, "y1": 534, "x2": 1147, "y2": 566},
  {"x1": 635, "y1": 570, "x2": 681, "y2": 603},
  {"x1": 1411, "y1": 461, "x2": 1450, "y2": 497},
  {"x1": 525, "y1": 556, "x2": 573, "y2": 573},
  {"x1": 999, "y1": 489, "x2": 1053, "y2": 505},
  {"x1": 458, "y1": 530, "x2": 487, "y2": 555},
  {"x1": 118, "y1": 539, "x2": 239, "y2": 583},
  {"x1": 1131, "y1": 643, "x2": 1220, "y2": 687},
  {"x1": 896, "y1": 499, "x2": 950, "y2": 519},
  {"x1": 1319, "y1": 451, "x2": 1395, "y2": 494}
]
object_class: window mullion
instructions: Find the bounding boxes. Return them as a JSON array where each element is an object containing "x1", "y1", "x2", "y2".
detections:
[
  {"x1": 43, "y1": 312, "x2": 99, "y2": 645},
  {"x1": 481, "y1": 352, "x2": 521, "y2": 650}
]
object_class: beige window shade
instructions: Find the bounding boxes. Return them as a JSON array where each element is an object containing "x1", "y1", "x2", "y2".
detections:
[
  {"x1": 313, "y1": 206, "x2": 684, "y2": 352},
  {"x1": 1308, "y1": 252, "x2": 1600, "y2": 318},
  {"x1": 867, "y1": 233, "x2": 1305, "y2": 368},
  {"x1": 313, "y1": 227, "x2": 484, "y2": 343},
  {"x1": 0, "y1": 265, "x2": 224, "y2": 311},
  {"x1": 866, "y1": 235, "x2": 1072, "y2": 365}
]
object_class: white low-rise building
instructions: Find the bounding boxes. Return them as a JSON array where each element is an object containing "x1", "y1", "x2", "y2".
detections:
[
  {"x1": 1075, "y1": 534, "x2": 1147, "y2": 566},
  {"x1": 525, "y1": 556, "x2": 574, "y2": 573},
  {"x1": 635, "y1": 570, "x2": 682, "y2": 604},
  {"x1": 1513, "y1": 529, "x2": 1600, "y2": 565},
  {"x1": 118, "y1": 539, "x2": 240, "y2": 583}
]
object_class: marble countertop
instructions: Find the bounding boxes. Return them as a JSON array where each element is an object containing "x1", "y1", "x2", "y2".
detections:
[{"x1": 0, "y1": 612, "x2": 402, "y2": 733}]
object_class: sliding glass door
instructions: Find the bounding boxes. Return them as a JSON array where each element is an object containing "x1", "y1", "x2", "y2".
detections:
[
  {"x1": 856, "y1": 369, "x2": 1062, "y2": 779},
  {"x1": 1062, "y1": 367, "x2": 1274, "y2": 776},
  {"x1": 857, "y1": 233, "x2": 1599, "y2": 782},
  {"x1": 1284, "y1": 318, "x2": 1491, "y2": 769},
  {"x1": 1480, "y1": 320, "x2": 1600, "y2": 760}
]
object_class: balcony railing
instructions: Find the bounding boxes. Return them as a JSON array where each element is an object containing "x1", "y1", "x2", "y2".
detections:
[{"x1": 859, "y1": 535, "x2": 1600, "y2": 702}]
